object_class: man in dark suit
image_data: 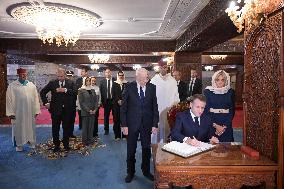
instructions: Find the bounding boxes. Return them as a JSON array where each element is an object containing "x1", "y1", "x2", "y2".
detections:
[
  {"x1": 171, "y1": 94, "x2": 219, "y2": 146},
  {"x1": 173, "y1": 70, "x2": 188, "y2": 101},
  {"x1": 188, "y1": 69, "x2": 202, "y2": 97},
  {"x1": 75, "y1": 67, "x2": 88, "y2": 130},
  {"x1": 66, "y1": 70, "x2": 77, "y2": 138},
  {"x1": 99, "y1": 68, "x2": 115, "y2": 135},
  {"x1": 40, "y1": 68, "x2": 76, "y2": 152},
  {"x1": 121, "y1": 68, "x2": 159, "y2": 183}
]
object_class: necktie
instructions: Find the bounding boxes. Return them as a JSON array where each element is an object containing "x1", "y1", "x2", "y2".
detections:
[
  {"x1": 194, "y1": 117, "x2": 200, "y2": 126},
  {"x1": 140, "y1": 86, "x2": 144, "y2": 99},
  {"x1": 189, "y1": 79, "x2": 194, "y2": 95},
  {"x1": 107, "y1": 79, "x2": 111, "y2": 99}
]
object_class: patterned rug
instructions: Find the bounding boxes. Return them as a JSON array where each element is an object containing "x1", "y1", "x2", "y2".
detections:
[{"x1": 27, "y1": 136, "x2": 106, "y2": 160}]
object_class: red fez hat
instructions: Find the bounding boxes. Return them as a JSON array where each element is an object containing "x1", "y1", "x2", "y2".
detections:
[
  {"x1": 158, "y1": 60, "x2": 167, "y2": 67},
  {"x1": 17, "y1": 68, "x2": 27, "y2": 74}
]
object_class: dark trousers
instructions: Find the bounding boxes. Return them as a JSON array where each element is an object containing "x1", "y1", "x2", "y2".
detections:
[
  {"x1": 51, "y1": 108, "x2": 70, "y2": 148},
  {"x1": 78, "y1": 110, "x2": 82, "y2": 129},
  {"x1": 93, "y1": 107, "x2": 100, "y2": 137},
  {"x1": 113, "y1": 104, "x2": 121, "y2": 138},
  {"x1": 69, "y1": 109, "x2": 76, "y2": 136},
  {"x1": 126, "y1": 128, "x2": 151, "y2": 175},
  {"x1": 103, "y1": 99, "x2": 114, "y2": 132}
]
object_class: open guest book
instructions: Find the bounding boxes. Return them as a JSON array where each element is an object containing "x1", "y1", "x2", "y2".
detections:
[{"x1": 162, "y1": 141, "x2": 215, "y2": 158}]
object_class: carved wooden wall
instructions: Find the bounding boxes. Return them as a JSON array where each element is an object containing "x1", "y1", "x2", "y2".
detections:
[
  {"x1": 244, "y1": 9, "x2": 284, "y2": 188},
  {"x1": 0, "y1": 53, "x2": 7, "y2": 123}
]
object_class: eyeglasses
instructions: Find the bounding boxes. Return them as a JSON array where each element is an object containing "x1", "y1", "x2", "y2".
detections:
[{"x1": 118, "y1": 75, "x2": 124, "y2": 77}]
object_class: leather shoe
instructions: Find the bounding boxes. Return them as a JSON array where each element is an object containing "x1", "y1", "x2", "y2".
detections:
[
  {"x1": 64, "y1": 147, "x2": 71, "y2": 152},
  {"x1": 53, "y1": 147, "x2": 60, "y2": 153},
  {"x1": 143, "y1": 172, "x2": 154, "y2": 181},
  {"x1": 124, "y1": 174, "x2": 134, "y2": 183},
  {"x1": 69, "y1": 135, "x2": 76, "y2": 138}
]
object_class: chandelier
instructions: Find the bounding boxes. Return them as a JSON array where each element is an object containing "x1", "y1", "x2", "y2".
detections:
[
  {"x1": 210, "y1": 55, "x2": 227, "y2": 60},
  {"x1": 132, "y1": 64, "x2": 142, "y2": 70},
  {"x1": 225, "y1": 0, "x2": 282, "y2": 33},
  {"x1": 7, "y1": 2, "x2": 102, "y2": 47},
  {"x1": 204, "y1": 66, "x2": 214, "y2": 71},
  {"x1": 90, "y1": 64, "x2": 100, "y2": 70},
  {"x1": 88, "y1": 54, "x2": 110, "y2": 63}
]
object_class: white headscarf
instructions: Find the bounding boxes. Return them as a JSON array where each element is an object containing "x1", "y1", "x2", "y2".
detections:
[
  {"x1": 205, "y1": 70, "x2": 231, "y2": 94},
  {"x1": 114, "y1": 72, "x2": 127, "y2": 85}
]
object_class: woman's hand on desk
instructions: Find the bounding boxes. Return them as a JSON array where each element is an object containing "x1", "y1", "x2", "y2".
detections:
[
  {"x1": 209, "y1": 136, "x2": 219, "y2": 144},
  {"x1": 213, "y1": 123, "x2": 227, "y2": 136},
  {"x1": 185, "y1": 136, "x2": 200, "y2": 146}
]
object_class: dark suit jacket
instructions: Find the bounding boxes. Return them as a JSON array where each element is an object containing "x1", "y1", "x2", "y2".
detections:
[
  {"x1": 40, "y1": 79, "x2": 76, "y2": 116},
  {"x1": 171, "y1": 109, "x2": 214, "y2": 143},
  {"x1": 177, "y1": 80, "x2": 188, "y2": 101},
  {"x1": 113, "y1": 82, "x2": 127, "y2": 106},
  {"x1": 120, "y1": 81, "x2": 159, "y2": 133},
  {"x1": 99, "y1": 78, "x2": 115, "y2": 106},
  {"x1": 188, "y1": 78, "x2": 202, "y2": 96}
]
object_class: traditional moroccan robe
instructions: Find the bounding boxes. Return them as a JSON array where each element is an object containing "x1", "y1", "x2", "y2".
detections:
[
  {"x1": 6, "y1": 80, "x2": 41, "y2": 146},
  {"x1": 150, "y1": 73, "x2": 180, "y2": 143}
]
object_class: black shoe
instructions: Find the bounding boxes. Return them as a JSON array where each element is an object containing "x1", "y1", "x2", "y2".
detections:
[
  {"x1": 143, "y1": 172, "x2": 154, "y2": 181},
  {"x1": 64, "y1": 146, "x2": 70, "y2": 152},
  {"x1": 125, "y1": 174, "x2": 134, "y2": 183},
  {"x1": 104, "y1": 131, "x2": 109, "y2": 135},
  {"x1": 69, "y1": 135, "x2": 76, "y2": 138},
  {"x1": 53, "y1": 147, "x2": 60, "y2": 153}
]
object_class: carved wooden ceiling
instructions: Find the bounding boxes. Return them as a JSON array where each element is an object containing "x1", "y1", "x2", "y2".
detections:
[{"x1": 0, "y1": 0, "x2": 243, "y2": 70}]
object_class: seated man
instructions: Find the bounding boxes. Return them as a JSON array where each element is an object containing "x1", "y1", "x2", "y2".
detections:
[{"x1": 171, "y1": 94, "x2": 219, "y2": 146}]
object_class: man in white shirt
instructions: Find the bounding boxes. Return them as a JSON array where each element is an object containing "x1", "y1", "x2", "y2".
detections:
[{"x1": 151, "y1": 60, "x2": 180, "y2": 143}]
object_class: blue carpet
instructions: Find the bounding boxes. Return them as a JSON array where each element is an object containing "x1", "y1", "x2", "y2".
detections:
[{"x1": 0, "y1": 125, "x2": 243, "y2": 189}]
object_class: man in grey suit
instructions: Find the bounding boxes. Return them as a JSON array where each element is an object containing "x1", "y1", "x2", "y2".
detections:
[{"x1": 121, "y1": 68, "x2": 159, "y2": 183}]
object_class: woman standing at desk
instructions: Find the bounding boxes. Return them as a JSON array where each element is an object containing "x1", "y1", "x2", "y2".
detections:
[{"x1": 204, "y1": 70, "x2": 235, "y2": 142}]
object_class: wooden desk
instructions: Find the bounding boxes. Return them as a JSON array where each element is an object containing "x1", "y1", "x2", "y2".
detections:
[{"x1": 153, "y1": 143, "x2": 278, "y2": 189}]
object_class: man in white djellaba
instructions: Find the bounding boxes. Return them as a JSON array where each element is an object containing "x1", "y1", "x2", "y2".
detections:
[
  {"x1": 6, "y1": 68, "x2": 41, "y2": 152},
  {"x1": 150, "y1": 60, "x2": 180, "y2": 143}
]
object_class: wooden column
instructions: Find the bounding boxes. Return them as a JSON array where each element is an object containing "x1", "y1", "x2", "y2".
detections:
[
  {"x1": 244, "y1": 8, "x2": 284, "y2": 188},
  {"x1": 0, "y1": 53, "x2": 7, "y2": 124},
  {"x1": 174, "y1": 52, "x2": 202, "y2": 81}
]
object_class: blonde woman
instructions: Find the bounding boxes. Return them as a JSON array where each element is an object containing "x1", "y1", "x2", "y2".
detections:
[{"x1": 204, "y1": 70, "x2": 235, "y2": 142}]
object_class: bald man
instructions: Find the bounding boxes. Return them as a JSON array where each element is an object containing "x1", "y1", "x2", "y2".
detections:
[
  {"x1": 121, "y1": 68, "x2": 159, "y2": 183},
  {"x1": 40, "y1": 68, "x2": 76, "y2": 152}
]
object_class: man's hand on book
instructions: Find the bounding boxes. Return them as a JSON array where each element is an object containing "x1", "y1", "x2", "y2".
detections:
[{"x1": 185, "y1": 136, "x2": 200, "y2": 146}]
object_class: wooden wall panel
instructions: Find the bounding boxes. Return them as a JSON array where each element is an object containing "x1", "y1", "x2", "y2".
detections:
[
  {"x1": 0, "y1": 53, "x2": 7, "y2": 123},
  {"x1": 244, "y1": 9, "x2": 284, "y2": 188}
]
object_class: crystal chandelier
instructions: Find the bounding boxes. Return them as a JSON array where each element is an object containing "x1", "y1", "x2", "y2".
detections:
[
  {"x1": 132, "y1": 64, "x2": 142, "y2": 70},
  {"x1": 90, "y1": 64, "x2": 100, "y2": 70},
  {"x1": 204, "y1": 66, "x2": 214, "y2": 71},
  {"x1": 225, "y1": 0, "x2": 282, "y2": 33},
  {"x1": 88, "y1": 54, "x2": 110, "y2": 63},
  {"x1": 7, "y1": 2, "x2": 102, "y2": 47},
  {"x1": 210, "y1": 55, "x2": 227, "y2": 60}
]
